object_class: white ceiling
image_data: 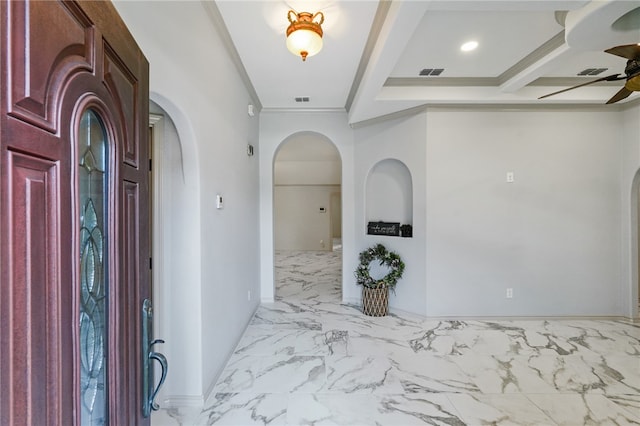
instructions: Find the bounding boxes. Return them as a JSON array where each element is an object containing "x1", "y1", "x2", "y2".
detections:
[{"x1": 211, "y1": 0, "x2": 640, "y2": 125}]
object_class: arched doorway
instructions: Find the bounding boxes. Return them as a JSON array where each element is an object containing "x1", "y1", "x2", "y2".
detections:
[
  {"x1": 631, "y1": 169, "x2": 640, "y2": 320},
  {"x1": 272, "y1": 132, "x2": 343, "y2": 302}
]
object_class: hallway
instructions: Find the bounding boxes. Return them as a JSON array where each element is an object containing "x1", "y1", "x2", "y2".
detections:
[{"x1": 159, "y1": 248, "x2": 640, "y2": 425}]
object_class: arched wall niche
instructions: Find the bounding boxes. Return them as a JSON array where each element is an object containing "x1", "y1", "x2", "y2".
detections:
[{"x1": 365, "y1": 159, "x2": 413, "y2": 235}]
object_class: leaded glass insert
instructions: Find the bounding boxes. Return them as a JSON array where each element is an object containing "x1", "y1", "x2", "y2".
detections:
[{"x1": 79, "y1": 109, "x2": 108, "y2": 425}]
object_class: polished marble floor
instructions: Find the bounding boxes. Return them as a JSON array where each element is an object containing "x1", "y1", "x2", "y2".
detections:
[{"x1": 159, "y1": 246, "x2": 640, "y2": 425}]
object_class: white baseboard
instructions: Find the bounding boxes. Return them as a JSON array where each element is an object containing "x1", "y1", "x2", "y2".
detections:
[
  {"x1": 161, "y1": 395, "x2": 205, "y2": 424},
  {"x1": 342, "y1": 297, "x2": 359, "y2": 306},
  {"x1": 163, "y1": 395, "x2": 204, "y2": 407},
  {"x1": 339, "y1": 297, "x2": 638, "y2": 323}
]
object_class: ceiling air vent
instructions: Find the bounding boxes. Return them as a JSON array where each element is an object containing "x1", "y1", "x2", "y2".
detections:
[
  {"x1": 577, "y1": 68, "x2": 608, "y2": 76},
  {"x1": 295, "y1": 97, "x2": 310, "y2": 102},
  {"x1": 419, "y1": 68, "x2": 444, "y2": 76}
]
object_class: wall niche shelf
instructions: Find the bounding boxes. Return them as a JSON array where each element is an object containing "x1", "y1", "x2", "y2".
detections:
[{"x1": 365, "y1": 159, "x2": 413, "y2": 238}]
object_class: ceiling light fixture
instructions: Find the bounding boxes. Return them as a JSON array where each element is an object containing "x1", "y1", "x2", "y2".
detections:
[
  {"x1": 286, "y1": 10, "x2": 324, "y2": 61},
  {"x1": 460, "y1": 40, "x2": 478, "y2": 52}
]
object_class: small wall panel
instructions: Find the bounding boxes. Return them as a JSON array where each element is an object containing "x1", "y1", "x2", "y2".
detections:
[
  {"x1": 4, "y1": 151, "x2": 64, "y2": 425},
  {"x1": 104, "y1": 44, "x2": 139, "y2": 168},
  {"x1": 7, "y1": 0, "x2": 94, "y2": 132},
  {"x1": 109, "y1": 180, "x2": 141, "y2": 424}
]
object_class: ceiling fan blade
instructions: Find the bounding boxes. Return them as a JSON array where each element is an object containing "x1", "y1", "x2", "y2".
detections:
[
  {"x1": 538, "y1": 74, "x2": 623, "y2": 99},
  {"x1": 605, "y1": 86, "x2": 633, "y2": 104},
  {"x1": 605, "y1": 44, "x2": 640, "y2": 60}
]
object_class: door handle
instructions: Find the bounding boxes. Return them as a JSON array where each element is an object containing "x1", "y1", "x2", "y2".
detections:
[
  {"x1": 148, "y1": 340, "x2": 168, "y2": 412},
  {"x1": 142, "y1": 299, "x2": 168, "y2": 417}
]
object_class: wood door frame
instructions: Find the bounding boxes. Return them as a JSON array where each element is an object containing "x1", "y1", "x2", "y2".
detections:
[{"x1": 149, "y1": 113, "x2": 167, "y2": 356}]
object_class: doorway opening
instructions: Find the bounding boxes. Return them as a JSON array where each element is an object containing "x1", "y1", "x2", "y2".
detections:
[
  {"x1": 272, "y1": 132, "x2": 342, "y2": 303},
  {"x1": 148, "y1": 100, "x2": 188, "y2": 415},
  {"x1": 632, "y1": 169, "x2": 640, "y2": 320}
]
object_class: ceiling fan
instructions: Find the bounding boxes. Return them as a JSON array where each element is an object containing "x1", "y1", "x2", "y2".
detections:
[{"x1": 539, "y1": 43, "x2": 640, "y2": 104}]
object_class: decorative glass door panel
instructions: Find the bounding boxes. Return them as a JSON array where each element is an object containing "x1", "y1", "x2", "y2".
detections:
[{"x1": 78, "y1": 109, "x2": 108, "y2": 425}]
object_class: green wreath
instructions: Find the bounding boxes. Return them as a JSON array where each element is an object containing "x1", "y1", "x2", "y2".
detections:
[{"x1": 355, "y1": 244, "x2": 405, "y2": 291}]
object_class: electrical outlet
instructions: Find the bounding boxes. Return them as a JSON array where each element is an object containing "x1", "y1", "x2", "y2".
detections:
[
  {"x1": 506, "y1": 288, "x2": 513, "y2": 299},
  {"x1": 506, "y1": 172, "x2": 515, "y2": 183}
]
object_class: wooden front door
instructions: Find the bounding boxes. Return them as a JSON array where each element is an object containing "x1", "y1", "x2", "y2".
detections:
[{"x1": 0, "y1": 1, "x2": 150, "y2": 424}]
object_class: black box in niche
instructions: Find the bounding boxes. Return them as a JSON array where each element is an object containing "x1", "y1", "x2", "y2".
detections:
[
  {"x1": 367, "y1": 221, "x2": 400, "y2": 236},
  {"x1": 400, "y1": 224, "x2": 412, "y2": 238}
]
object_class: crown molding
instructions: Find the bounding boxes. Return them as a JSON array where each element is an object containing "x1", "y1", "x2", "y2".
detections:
[{"x1": 345, "y1": 1, "x2": 392, "y2": 112}]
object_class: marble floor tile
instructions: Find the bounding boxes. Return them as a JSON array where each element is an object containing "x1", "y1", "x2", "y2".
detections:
[
  {"x1": 323, "y1": 355, "x2": 405, "y2": 394},
  {"x1": 391, "y1": 352, "x2": 480, "y2": 394},
  {"x1": 608, "y1": 393, "x2": 640, "y2": 415},
  {"x1": 213, "y1": 354, "x2": 326, "y2": 394},
  {"x1": 527, "y1": 393, "x2": 640, "y2": 426},
  {"x1": 451, "y1": 354, "x2": 559, "y2": 394},
  {"x1": 184, "y1": 248, "x2": 640, "y2": 426},
  {"x1": 198, "y1": 393, "x2": 288, "y2": 426},
  {"x1": 286, "y1": 393, "x2": 465, "y2": 426},
  {"x1": 446, "y1": 393, "x2": 557, "y2": 425}
]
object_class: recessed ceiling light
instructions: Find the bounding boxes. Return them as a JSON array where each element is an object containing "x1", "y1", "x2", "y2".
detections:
[{"x1": 460, "y1": 41, "x2": 478, "y2": 52}]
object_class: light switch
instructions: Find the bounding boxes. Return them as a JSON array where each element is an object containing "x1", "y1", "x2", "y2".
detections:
[{"x1": 216, "y1": 194, "x2": 223, "y2": 209}]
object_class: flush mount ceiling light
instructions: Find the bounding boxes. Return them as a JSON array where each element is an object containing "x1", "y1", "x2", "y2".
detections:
[
  {"x1": 286, "y1": 10, "x2": 324, "y2": 61},
  {"x1": 460, "y1": 40, "x2": 478, "y2": 52}
]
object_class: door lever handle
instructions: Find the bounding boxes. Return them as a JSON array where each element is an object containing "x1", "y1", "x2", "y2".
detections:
[
  {"x1": 148, "y1": 350, "x2": 168, "y2": 412},
  {"x1": 142, "y1": 299, "x2": 168, "y2": 417}
]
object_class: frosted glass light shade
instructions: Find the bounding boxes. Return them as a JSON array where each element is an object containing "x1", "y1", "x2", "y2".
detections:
[
  {"x1": 286, "y1": 29, "x2": 323, "y2": 60},
  {"x1": 286, "y1": 10, "x2": 324, "y2": 61}
]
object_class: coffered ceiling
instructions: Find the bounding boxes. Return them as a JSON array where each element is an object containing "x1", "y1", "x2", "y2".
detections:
[{"x1": 209, "y1": 0, "x2": 640, "y2": 125}]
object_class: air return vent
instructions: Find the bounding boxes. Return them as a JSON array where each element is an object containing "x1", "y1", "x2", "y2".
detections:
[
  {"x1": 419, "y1": 68, "x2": 444, "y2": 76},
  {"x1": 577, "y1": 68, "x2": 608, "y2": 76},
  {"x1": 295, "y1": 97, "x2": 310, "y2": 102}
]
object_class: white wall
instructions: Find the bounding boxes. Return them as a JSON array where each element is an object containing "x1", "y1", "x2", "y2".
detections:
[
  {"x1": 331, "y1": 192, "x2": 342, "y2": 238},
  {"x1": 425, "y1": 108, "x2": 624, "y2": 317},
  {"x1": 114, "y1": 1, "x2": 261, "y2": 419}
]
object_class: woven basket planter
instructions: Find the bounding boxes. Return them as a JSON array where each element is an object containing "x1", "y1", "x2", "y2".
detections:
[{"x1": 362, "y1": 286, "x2": 389, "y2": 317}]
